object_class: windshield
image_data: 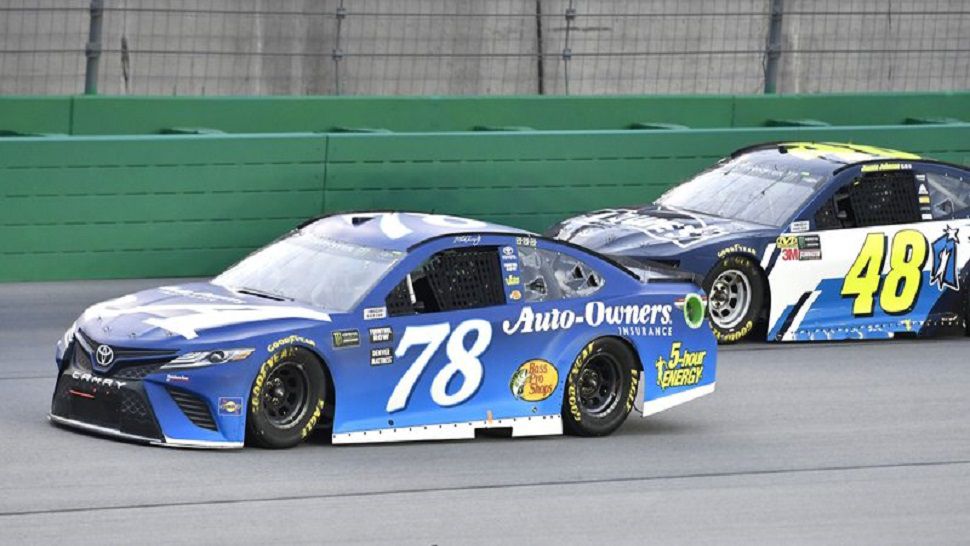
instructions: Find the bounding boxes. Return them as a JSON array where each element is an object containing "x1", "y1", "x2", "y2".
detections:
[
  {"x1": 656, "y1": 154, "x2": 828, "y2": 227},
  {"x1": 213, "y1": 230, "x2": 404, "y2": 312}
]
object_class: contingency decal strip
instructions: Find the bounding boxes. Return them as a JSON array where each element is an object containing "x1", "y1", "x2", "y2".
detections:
[
  {"x1": 331, "y1": 415, "x2": 562, "y2": 444},
  {"x1": 641, "y1": 383, "x2": 715, "y2": 417},
  {"x1": 773, "y1": 291, "x2": 813, "y2": 341},
  {"x1": 780, "y1": 290, "x2": 822, "y2": 341}
]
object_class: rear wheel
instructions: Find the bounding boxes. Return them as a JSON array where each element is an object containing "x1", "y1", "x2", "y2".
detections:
[
  {"x1": 247, "y1": 346, "x2": 328, "y2": 449},
  {"x1": 704, "y1": 256, "x2": 765, "y2": 344},
  {"x1": 562, "y1": 338, "x2": 639, "y2": 437}
]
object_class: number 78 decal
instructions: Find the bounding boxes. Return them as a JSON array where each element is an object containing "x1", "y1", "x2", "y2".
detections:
[
  {"x1": 841, "y1": 227, "x2": 961, "y2": 316},
  {"x1": 385, "y1": 320, "x2": 491, "y2": 413}
]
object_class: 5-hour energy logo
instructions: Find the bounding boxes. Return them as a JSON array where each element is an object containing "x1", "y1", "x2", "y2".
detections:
[{"x1": 654, "y1": 342, "x2": 705, "y2": 390}]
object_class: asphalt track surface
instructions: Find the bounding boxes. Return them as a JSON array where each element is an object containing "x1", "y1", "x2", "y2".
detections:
[{"x1": 1, "y1": 280, "x2": 969, "y2": 545}]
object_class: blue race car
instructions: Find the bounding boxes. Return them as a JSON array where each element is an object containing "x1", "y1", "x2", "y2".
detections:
[
  {"x1": 550, "y1": 142, "x2": 970, "y2": 343},
  {"x1": 51, "y1": 212, "x2": 716, "y2": 449}
]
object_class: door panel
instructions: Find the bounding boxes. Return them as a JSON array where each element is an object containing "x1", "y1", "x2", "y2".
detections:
[{"x1": 767, "y1": 220, "x2": 970, "y2": 341}]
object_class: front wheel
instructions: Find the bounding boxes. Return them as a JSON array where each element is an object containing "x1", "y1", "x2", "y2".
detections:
[
  {"x1": 247, "y1": 346, "x2": 328, "y2": 449},
  {"x1": 562, "y1": 338, "x2": 639, "y2": 437},
  {"x1": 703, "y1": 256, "x2": 766, "y2": 344}
]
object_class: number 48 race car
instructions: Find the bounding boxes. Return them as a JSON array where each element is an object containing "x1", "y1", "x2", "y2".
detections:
[
  {"x1": 51, "y1": 212, "x2": 716, "y2": 449},
  {"x1": 551, "y1": 142, "x2": 970, "y2": 343}
]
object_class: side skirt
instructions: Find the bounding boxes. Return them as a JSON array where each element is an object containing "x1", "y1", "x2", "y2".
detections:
[
  {"x1": 332, "y1": 415, "x2": 562, "y2": 445},
  {"x1": 641, "y1": 383, "x2": 716, "y2": 417}
]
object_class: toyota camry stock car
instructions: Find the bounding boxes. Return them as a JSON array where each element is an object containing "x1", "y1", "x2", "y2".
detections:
[
  {"x1": 51, "y1": 212, "x2": 716, "y2": 449},
  {"x1": 550, "y1": 142, "x2": 970, "y2": 343}
]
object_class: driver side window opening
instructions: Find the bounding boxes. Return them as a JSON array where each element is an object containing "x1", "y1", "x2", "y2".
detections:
[
  {"x1": 813, "y1": 170, "x2": 921, "y2": 230},
  {"x1": 385, "y1": 246, "x2": 505, "y2": 316},
  {"x1": 518, "y1": 246, "x2": 604, "y2": 303}
]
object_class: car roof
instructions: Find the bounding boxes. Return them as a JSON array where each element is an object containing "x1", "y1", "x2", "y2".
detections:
[
  {"x1": 731, "y1": 141, "x2": 922, "y2": 173},
  {"x1": 300, "y1": 212, "x2": 532, "y2": 252}
]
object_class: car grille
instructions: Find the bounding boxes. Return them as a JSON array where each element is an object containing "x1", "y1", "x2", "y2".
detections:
[
  {"x1": 74, "y1": 329, "x2": 177, "y2": 377},
  {"x1": 167, "y1": 388, "x2": 218, "y2": 431}
]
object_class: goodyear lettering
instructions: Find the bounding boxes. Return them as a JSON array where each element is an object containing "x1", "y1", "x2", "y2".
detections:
[
  {"x1": 654, "y1": 342, "x2": 705, "y2": 390},
  {"x1": 566, "y1": 342, "x2": 594, "y2": 422},
  {"x1": 301, "y1": 398, "x2": 325, "y2": 439},
  {"x1": 503, "y1": 301, "x2": 672, "y2": 335},
  {"x1": 250, "y1": 347, "x2": 297, "y2": 413},
  {"x1": 267, "y1": 335, "x2": 316, "y2": 353},
  {"x1": 713, "y1": 320, "x2": 753, "y2": 343},
  {"x1": 625, "y1": 369, "x2": 640, "y2": 412},
  {"x1": 717, "y1": 243, "x2": 758, "y2": 259}
]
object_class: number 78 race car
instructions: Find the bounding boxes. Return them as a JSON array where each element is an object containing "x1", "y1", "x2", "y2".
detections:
[
  {"x1": 51, "y1": 212, "x2": 716, "y2": 449},
  {"x1": 551, "y1": 142, "x2": 970, "y2": 343}
]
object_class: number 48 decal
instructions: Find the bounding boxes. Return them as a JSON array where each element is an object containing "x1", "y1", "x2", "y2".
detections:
[{"x1": 841, "y1": 230, "x2": 927, "y2": 315}]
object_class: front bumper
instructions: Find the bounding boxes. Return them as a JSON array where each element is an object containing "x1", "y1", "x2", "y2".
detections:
[{"x1": 50, "y1": 341, "x2": 244, "y2": 449}]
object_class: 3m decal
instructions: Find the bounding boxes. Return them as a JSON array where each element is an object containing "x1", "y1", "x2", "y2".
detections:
[
  {"x1": 654, "y1": 342, "x2": 705, "y2": 391},
  {"x1": 332, "y1": 330, "x2": 361, "y2": 349},
  {"x1": 841, "y1": 229, "x2": 929, "y2": 316},
  {"x1": 369, "y1": 326, "x2": 393, "y2": 344},
  {"x1": 510, "y1": 359, "x2": 558, "y2": 402},
  {"x1": 386, "y1": 320, "x2": 491, "y2": 413},
  {"x1": 779, "y1": 235, "x2": 822, "y2": 261},
  {"x1": 370, "y1": 347, "x2": 393, "y2": 366},
  {"x1": 218, "y1": 397, "x2": 243, "y2": 416}
]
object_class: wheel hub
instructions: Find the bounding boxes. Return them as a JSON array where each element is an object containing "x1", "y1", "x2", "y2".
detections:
[
  {"x1": 259, "y1": 362, "x2": 311, "y2": 429},
  {"x1": 708, "y1": 269, "x2": 752, "y2": 329}
]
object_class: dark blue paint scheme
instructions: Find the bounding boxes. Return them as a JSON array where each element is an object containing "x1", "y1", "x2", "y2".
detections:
[{"x1": 551, "y1": 143, "x2": 970, "y2": 342}]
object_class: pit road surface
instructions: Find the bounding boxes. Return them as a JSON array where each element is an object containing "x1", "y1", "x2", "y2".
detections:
[{"x1": 1, "y1": 280, "x2": 969, "y2": 545}]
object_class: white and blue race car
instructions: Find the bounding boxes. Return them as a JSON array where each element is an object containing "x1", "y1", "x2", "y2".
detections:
[
  {"x1": 551, "y1": 142, "x2": 970, "y2": 343},
  {"x1": 51, "y1": 212, "x2": 716, "y2": 449}
]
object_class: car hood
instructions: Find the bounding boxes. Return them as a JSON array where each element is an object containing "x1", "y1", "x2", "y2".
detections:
[
  {"x1": 549, "y1": 205, "x2": 773, "y2": 258},
  {"x1": 75, "y1": 282, "x2": 335, "y2": 348}
]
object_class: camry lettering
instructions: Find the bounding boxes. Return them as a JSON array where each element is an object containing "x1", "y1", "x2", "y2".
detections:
[{"x1": 71, "y1": 371, "x2": 127, "y2": 390}]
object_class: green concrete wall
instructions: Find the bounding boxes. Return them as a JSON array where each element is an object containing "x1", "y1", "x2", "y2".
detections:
[
  {"x1": 3, "y1": 123, "x2": 969, "y2": 282},
  {"x1": 0, "y1": 92, "x2": 967, "y2": 136}
]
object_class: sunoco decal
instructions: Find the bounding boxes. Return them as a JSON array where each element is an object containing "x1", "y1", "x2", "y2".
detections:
[
  {"x1": 218, "y1": 397, "x2": 243, "y2": 416},
  {"x1": 510, "y1": 359, "x2": 558, "y2": 402}
]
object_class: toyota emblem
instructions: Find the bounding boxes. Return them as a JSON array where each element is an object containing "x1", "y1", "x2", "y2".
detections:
[{"x1": 95, "y1": 344, "x2": 115, "y2": 368}]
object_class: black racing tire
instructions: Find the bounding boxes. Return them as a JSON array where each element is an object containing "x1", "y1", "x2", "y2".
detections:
[
  {"x1": 562, "y1": 337, "x2": 639, "y2": 437},
  {"x1": 703, "y1": 255, "x2": 766, "y2": 344},
  {"x1": 246, "y1": 346, "x2": 328, "y2": 449}
]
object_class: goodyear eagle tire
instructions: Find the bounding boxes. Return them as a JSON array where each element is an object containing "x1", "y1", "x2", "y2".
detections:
[
  {"x1": 703, "y1": 256, "x2": 765, "y2": 344},
  {"x1": 562, "y1": 338, "x2": 639, "y2": 437},
  {"x1": 247, "y1": 346, "x2": 328, "y2": 449}
]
